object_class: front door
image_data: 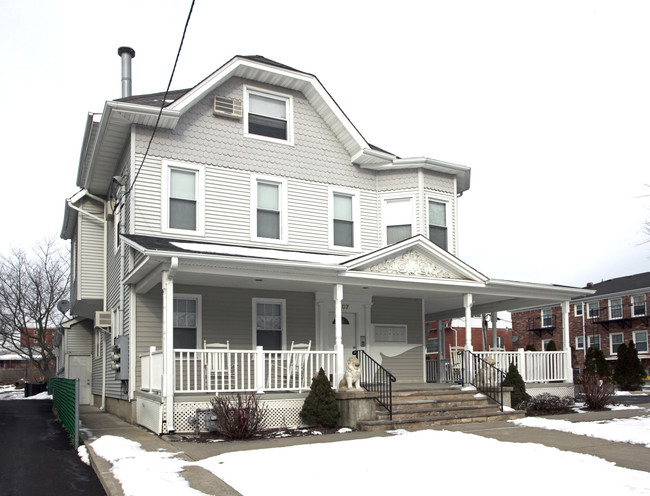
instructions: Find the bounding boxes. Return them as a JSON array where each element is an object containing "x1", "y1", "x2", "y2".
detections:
[
  {"x1": 68, "y1": 355, "x2": 91, "y2": 405},
  {"x1": 328, "y1": 312, "x2": 358, "y2": 360}
]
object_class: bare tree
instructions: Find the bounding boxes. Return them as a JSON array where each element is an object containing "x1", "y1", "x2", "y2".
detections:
[{"x1": 0, "y1": 238, "x2": 69, "y2": 381}]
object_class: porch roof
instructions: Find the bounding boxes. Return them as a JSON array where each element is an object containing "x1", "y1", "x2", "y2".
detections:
[{"x1": 122, "y1": 234, "x2": 591, "y2": 319}]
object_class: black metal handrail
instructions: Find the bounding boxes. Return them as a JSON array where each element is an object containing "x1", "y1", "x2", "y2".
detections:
[
  {"x1": 352, "y1": 350, "x2": 397, "y2": 420},
  {"x1": 460, "y1": 350, "x2": 507, "y2": 410}
]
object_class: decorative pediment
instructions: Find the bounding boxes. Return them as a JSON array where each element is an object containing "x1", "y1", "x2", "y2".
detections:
[{"x1": 362, "y1": 249, "x2": 460, "y2": 279}]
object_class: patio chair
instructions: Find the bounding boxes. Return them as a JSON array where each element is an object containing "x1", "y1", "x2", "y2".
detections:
[
  {"x1": 204, "y1": 340, "x2": 230, "y2": 389},
  {"x1": 286, "y1": 340, "x2": 311, "y2": 390},
  {"x1": 449, "y1": 346, "x2": 464, "y2": 383}
]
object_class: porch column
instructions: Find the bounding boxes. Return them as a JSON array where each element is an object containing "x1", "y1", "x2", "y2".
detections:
[
  {"x1": 334, "y1": 284, "x2": 345, "y2": 386},
  {"x1": 437, "y1": 319, "x2": 446, "y2": 383},
  {"x1": 561, "y1": 300, "x2": 573, "y2": 383},
  {"x1": 162, "y1": 257, "x2": 178, "y2": 433},
  {"x1": 464, "y1": 293, "x2": 473, "y2": 351},
  {"x1": 491, "y1": 312, "x2": 498, "y2": 349}
]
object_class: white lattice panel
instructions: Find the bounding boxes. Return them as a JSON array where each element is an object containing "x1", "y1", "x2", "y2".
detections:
[
  {"x1": 168, "y1": 397, "x2": 306, "y2": 433},
  {"x1": 527, "y1": 384, "x2": 575, "y2": 399}
]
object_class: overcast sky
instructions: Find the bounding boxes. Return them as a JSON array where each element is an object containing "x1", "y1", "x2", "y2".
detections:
[{"x1": 1, "y1": 0, "x2": 649, "y2": 287}]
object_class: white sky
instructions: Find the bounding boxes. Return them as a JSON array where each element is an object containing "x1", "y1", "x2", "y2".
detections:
[{"x1": 1, "y1": 0, "x2": 649, "y2": 287}]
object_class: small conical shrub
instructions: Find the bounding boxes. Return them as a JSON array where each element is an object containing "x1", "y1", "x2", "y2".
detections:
[
  {"x1": 613, "y1": 341, "x2": 646, "y2": 391},
  {"x1": 545, "y1": 340, "x2": 557, "y2": 351},
  {"x1": 584, "y1": 346, "x2": 609, "y2": 378},
  {"x1": 502, "y1": 363, "x2": 530, "y2": 409},
  {"x1": 299, "y1": 368, "x2": 340, "y2": 428},
  {"x1": 524, "y1": 344, "x2": 536, "y2": 352}
]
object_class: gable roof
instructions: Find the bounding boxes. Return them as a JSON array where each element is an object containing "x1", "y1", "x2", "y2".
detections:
[
  {"x1": 77, "y1": 55, "x2": 471, "y2": 195},
  {"x1": 580, "y1": 272, "x2": 650, "y2": 299}
]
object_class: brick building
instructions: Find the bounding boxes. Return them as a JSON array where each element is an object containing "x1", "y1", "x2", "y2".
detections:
[{"x1": 512, "y1": 272, "x2": 650, "y2": 374}]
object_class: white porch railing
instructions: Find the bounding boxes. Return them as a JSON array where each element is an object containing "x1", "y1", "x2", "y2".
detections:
[
  {"x1": 140, "y1": 347, "x2": 163, "y2": 392},
  {"x1": 171, "y1": 347, "x2": 338, "y2": 394},
  {"x1": 473, "y1": 350, "x2": 569, "y2": 383}
]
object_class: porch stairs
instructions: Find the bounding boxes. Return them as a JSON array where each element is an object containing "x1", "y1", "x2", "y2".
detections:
[{"x1": 356, "y1": 386, "x2": 525, "y2": 432}]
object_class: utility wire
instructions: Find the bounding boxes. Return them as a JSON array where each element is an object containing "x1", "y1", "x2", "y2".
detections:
[{"x1": 116, "y1": 0, "x2": 196, "y2": 212}]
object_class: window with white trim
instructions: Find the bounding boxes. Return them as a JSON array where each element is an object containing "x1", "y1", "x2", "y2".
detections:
[
  {"x1": 610, "y1": 332, "x2": 624, "y2": 355},
  {"x1": 542, "y1": 339, "x2": 552, "y2": 351},
  {"x1": 330, "y1": 189, "x2": 359, "y2": 250},
  {"x1": 587, "y1": 302, "x2": 600, "y2": 319},
  {"x1": 245, "y1": 87, "x2": 293, "y2": 144},
  {"x1": 428, "y1": 199, "x2": 448, "y2": 250},
  {"x1": 609, "y1": 298, "x2": 623, "y2": 320},
  {"x1": 634, "y1": 330, "x2": 648, "y2": 353},
  {"x1": 383, "y1": 197, "x2": 413, "y2": 245},
  {"x1": 162, "y1": 161, "x2": 204, "y2": 235},
  {"x1": 587, "y1": 334, "x2": 601, "y2": 350},
  {"x1": 496, "y1": 336, "x2": 505, "y2": 348},
  {"x1": 253, "y1": 299, "x2": 285, "y2": 350},
  {"x1": 575, "y1": 335, "x2": 584, "y2": 350},
  {"x1": 252, "y1": 176, "x2": 287, "y2": 242},
  {"x1": 541, "y1": 308, "x2": 553, "y2": 327},
  {"x1": 94, "y1": 328, "x2": 102, "y2": 358},
  {"x1": 574, "y1": 303, "x2": 583, "y2": 317},
  {"x1": 173, "y1": 296, "x2": 201, "y2": 349},
  {"x1": 632, "y1": 295, "x2": 646, "y2": 317}
]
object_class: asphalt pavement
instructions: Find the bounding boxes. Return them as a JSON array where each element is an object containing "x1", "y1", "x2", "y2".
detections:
[{"x1": 0, "y1": 399, "x2": 105, "y2": 496}]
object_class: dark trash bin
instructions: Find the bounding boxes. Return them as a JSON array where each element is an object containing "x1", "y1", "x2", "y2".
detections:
[{"x1": 24, "y1": 382, "x2": 47, "y2": 398}]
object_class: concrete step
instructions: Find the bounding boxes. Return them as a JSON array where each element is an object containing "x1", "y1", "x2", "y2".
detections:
[
  {"x1": 378, "y1": 404, "x2": 498, "y2": 420},
  {"x1": 390, "y1": 396, "x2": 488, "y2": 411},
  {"x1": 358, "y1": 409, "x2": 526, "y2": 432}
]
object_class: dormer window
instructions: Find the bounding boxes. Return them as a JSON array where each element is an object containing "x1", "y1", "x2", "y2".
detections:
[{"x1": 244, "y1": 87, "x2": 293, "y2": 144}]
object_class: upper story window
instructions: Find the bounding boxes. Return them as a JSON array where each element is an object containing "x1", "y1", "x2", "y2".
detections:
[
  {"x1": 428, "y1": 200, "x2": 448, "y2": 250},
  {"x1": 574, "y1": 303, "x2": 583, "y2": 317},
  {"x1": 575, "y1": 335, "x2": 584, "y2": 350},
  {"x1": 162, "y1": 161, "x2": 204, "y2": 235},
  {"x1": 245, "y1": 87, "x2": 293, "y2": 144},
  {"x1": 609, "y1": 298, "x2": 623, "y2": 320},
  {"x1": 541, "y1": 308, "x2": 553, "y2": 327},
  {"x1": 330, "y1": 188, "x2": 360, "y2": 250},
  {"x1": 383, "y1": 197, "x2": 413, "y2": 245},
  {"x1": 252, "y1": 175, "x2": 287, "y2": 243},
  {"x1": 632, "y1": 295, "x2": 646, "y2": 317},
  {"x1": 587, "y1": 301, "x2": 600, "y2": 319}
]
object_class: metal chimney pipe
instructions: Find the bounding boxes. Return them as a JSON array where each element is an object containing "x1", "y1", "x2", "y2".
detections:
[{"x1": 117, "y1": 46, "x2": 136, "y2": 98}]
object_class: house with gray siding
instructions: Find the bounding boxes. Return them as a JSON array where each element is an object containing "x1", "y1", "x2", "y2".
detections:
[{"x1": 60, "y1": 52, "x2": 588, "y2": 432}]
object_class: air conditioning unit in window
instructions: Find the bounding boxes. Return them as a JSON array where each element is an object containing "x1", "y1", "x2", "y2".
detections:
[
  {"x1": 213, "y1": 96, "x2": 242, "y2": 118},
  {"x1": 95, "y1": 311, "x2": 112, "y2": 331}
]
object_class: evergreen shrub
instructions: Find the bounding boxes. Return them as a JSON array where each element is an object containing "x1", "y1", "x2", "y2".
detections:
[
  {"x1": 584, "y1": 346, "x2": 610, "y2": 378},
  {"x1": 613, "y1": 341, "x2": 646, "y2": 391},
  {"x1": 502, "y1": 363, "x2": 530, "y2": 409},
  {"x1": 525, "y1": 393, "x2": 573, "y2": 415},
  {"x1": 299, "y1": 368, "x2": 340, "y2": 428}
]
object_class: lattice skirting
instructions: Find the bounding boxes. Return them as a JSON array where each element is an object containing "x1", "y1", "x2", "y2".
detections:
[
  {"x1": 158, "y1": 396, "x2": 307, "y2": 434},
  {"x1": 526, "y1": 383, "x2": 575, "y2": 399}
]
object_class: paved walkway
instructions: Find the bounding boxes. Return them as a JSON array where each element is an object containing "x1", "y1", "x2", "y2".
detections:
[
  {"x1": 79, "y1": 402, "x2": 650, "y2": 496},
  {"x1": 0, "y1": 400, "x2": 105, "y2": 496}
]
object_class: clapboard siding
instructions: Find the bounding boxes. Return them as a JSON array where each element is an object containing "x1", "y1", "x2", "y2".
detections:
[
  {"x1": 77, "y1": 197, "x2": 104, "y2": 300},
  {"x1": 65, "y1": 322, "x2": 92, "y2": 355}
]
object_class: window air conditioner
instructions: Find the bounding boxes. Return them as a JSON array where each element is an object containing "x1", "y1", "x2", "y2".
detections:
[
  {"x1": 95, "y1": 311, "x2": 112, "y2": 330},
  {"x1": 213, "y1": 96, "x2": 242, "y2": 118}
]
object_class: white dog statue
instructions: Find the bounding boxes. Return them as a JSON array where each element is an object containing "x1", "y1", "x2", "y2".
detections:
[{"x1": 338, "y1": 356, "x2": 362, "y2": 390}]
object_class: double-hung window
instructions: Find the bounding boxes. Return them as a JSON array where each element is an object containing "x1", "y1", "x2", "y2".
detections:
[
  {"x1": 428, "y1": 200, "x2": 448, "y2": 250},
  {"x1": 632, "y1": 295, "x2": 646, "y2": 317},
  {"x1": 383, "y1": 197, "x2": 413, "y2": 245},
  {"x1": 245, "y1": 88, "x2": 292, "y2": 144},
  {"x1": 587, "y1": 302, "x2": 600, "y2": 319},
  {"x1": 634, "y1": 330, "x2": 648, "y2": 353},
  {"x1": 575, "y1": 336, "x2": 584, "y2": 350},
  {"x1": 173, "y1": 296, "x2": 201, "y2": 349},
  {"x1": 574, "y1": 303, "x2": 583, "y2": 317},
  {"x1": 610, "y1": 333, "x2": 624, "y2": 355},
  {"x1": 253, "y1": 299, "x2": 285, "y2": 351},
  {"x1": 163, "y1": 161, "x2": 204, "y2": 235},
  {"x1": 330, "y1": 188, "x2": 359, "y2": 250},
  {"x1": 252, "y1": 176, "x2": 286, "y2": 242},
  {"x1": 609, "y1": 298, "x2": 623, "y2": 320},
  {"x1": 587, "y1": 334, "x2": 601, "y2": 350},
  {"x1": 541, "y1": 308, "x2": 553, "y2": 328}
]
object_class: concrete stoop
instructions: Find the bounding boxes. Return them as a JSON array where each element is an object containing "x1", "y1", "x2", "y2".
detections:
[{"x1": 357, "y1": 387, "x2": 525, "y2": 432}]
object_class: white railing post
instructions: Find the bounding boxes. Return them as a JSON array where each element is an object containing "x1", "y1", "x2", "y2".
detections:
[
  {"x1": 255, "y1": 346, "x2": 265, "y2": 393},
  {"x1": 148, "y1": 346, "x2": 155, "y2": 393},
  {"x1": 517, "y1": 348, "x2": 526, "y2": 382}
]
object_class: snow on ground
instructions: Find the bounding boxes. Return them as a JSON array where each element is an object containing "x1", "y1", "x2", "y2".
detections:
[
  {"x1": 0, "y1": 384, "x2": 51, "y2": 400},
  {"x1": 512, "y1": 414, "x2": 650, "y2": 447},
  {"x1": 90, "y1": 425, "x2": 650, "y2": 496}
]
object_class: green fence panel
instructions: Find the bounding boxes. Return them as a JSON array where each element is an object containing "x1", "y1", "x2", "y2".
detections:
[{"x1": 49, "y1": 378, "x2": 80, "y2": 449}]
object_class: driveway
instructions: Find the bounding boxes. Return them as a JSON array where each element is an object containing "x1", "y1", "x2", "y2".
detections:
[{"x1": 0, "y1": 399, "x2": 105, "y2": 495}]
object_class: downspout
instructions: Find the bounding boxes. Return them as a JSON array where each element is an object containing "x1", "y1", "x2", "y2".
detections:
[{"x1": 163, "y1": 257, "x2": 179, "y2": 433}]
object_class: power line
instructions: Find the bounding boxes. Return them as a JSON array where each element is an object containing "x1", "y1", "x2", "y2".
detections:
[{"x1": 116, "y1": 0, "x2": 196, "y2": 212}]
